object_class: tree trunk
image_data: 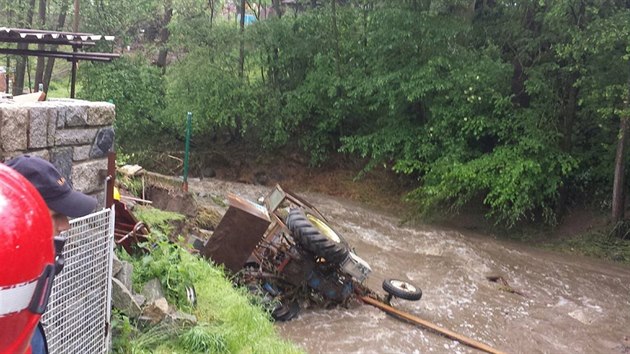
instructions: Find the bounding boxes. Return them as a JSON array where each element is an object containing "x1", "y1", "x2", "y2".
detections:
[
  {"x1": 235, "y1": 0, "x2": 246, "y2": 137},
  {"x1": 272, "y1": 0, "x2": 283, "y2": 18},
  {"x1": 239, "y1": 0, "x2": 245, "y2": 80},
  {"x1": 156, "y1": 0, "x2": 173, "y2": 73},
  {"x1": 331, "y1": 0, "x2": 342, "y2": 77},
  {"x1": 209, "y1": 0, "x2": 215, "y2": 27},
  {"x1": 612, "y1": 115, "x2": 628, "y2": 222},
  {"x1": 13, "y1": 0, "x2": 37, "y2": 96},
  {"x1": 361, "y1": 0, "x2": 372, "y2": 48},
  {"x1": 554, "y1": 72, "x2": 580, "y2": 218},
  {"x1": 73, "y1": 0, "x2": 79, "y2": 32},
  {"x1": 43, "y1": 0, "x2": 69, "y2": 93},
  {"x1": 562, "y1": 74, "x2": 579, "y2": 153},
  {"x1": 34, "y1": 0, "x2": 47, "y2": 91},
  {"x1": 511, "y1": 58, "x2": 530, "y2": 107},
  {"x1": 13, "y1": 51, "x2": 27, "y2": 95}
]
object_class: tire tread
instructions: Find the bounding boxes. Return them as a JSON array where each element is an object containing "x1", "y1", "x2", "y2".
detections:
[{"x1": 286, "y1": 208, "x2": 350, "y2": 264}]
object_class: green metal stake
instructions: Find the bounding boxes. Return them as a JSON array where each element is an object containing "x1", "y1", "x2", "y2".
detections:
[{"x1": 183, "y1": 112, "x2": 192, "y2": 192}]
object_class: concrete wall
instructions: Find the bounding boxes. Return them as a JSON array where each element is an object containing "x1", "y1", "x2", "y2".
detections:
[{"x1": 0, "y1": 98, "x2": 115, "y2": 205}]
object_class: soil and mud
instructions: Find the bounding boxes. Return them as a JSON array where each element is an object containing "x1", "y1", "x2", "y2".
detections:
[{"x1": 140, "y1": 144, "x2": 611, "y2": 242}]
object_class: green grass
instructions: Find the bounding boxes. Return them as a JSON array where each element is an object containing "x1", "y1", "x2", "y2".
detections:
[
  {"x1": 114, "y1": 206, "x2": 303, "y2": 354},
  {"x1": 46, "y1": 81, "x2": 84, "y2": 99},
  {"x1": 43, "y1": 60, "x2": 75, "y2": 99},
  {"x1": 116, "y1": 173, "x2": 144, "y2": 197},
  {"x1": 134, "y1": 206, "x2": 186, "y2": 234},
  {"x1": 542, "y1": 231, "x2": 630, "y2": 263},
  {"x1": 45, "y1": 79, "x2": 73, "y2": 98},
  {"x1": 46, "y1": 66, "x2": 79, "y2": 99},
  {"x1": 118, "y1": 246, "x2": 302, "y2": 353},
  {"x1": 186, "y1": 252, "x2": 300, "y2": 353}
]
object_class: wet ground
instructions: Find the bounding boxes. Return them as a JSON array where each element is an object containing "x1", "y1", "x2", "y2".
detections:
[{"x1": 189, "y1": 179, "x2": 630, "y2": 354}]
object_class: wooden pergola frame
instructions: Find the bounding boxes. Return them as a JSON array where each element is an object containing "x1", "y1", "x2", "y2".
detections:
[{"x1": 0, "y1": 27, "x2": 120, "y2": 98}]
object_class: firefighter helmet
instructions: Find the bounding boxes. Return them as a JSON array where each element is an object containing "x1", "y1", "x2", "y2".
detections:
[{"x1": 0, "y1": 163, "x2": 54, "y2": 354}]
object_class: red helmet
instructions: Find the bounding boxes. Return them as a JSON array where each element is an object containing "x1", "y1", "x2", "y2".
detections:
[{"x1": 0, "y1": 164, "x2": 54, "y2": 354}]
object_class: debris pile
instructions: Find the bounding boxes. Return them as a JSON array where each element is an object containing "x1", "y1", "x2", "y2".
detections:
[{"x1": 195, "y1": 185, "x2": 421, "y2": 321}]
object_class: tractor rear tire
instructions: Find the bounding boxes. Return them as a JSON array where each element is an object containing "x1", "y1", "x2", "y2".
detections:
[{"x1": 286, "y1": 208, "x2": 350, "y2": 265}]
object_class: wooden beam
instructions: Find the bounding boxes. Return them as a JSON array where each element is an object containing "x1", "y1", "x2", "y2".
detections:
[
  {"x1": 359, "y1": 296, "x2": 507, "y2": 354},
  {"x1": 13, "y1": 91, "x2": 46, "y2": 102}
]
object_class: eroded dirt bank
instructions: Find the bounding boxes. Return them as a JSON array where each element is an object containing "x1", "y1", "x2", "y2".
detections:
[{"x1": 187, "y1": 179, "x2": 630, "y2": 354}]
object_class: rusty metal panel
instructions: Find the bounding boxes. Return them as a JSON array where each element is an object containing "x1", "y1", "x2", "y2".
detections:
[
  {"x1": 264, "y1": 184, "x2": 328, "y2": 221},
  {"x1": 201, "y1": 194, "x2": 271, "y2": 273},
  {"x1": 265, "y1": 185, "x2": 287, "y2": 213}
]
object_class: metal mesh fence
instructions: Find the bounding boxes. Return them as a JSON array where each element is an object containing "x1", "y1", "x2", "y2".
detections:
[{"x1": 41, "y1": 207, "x2": 114, "y2": 354}]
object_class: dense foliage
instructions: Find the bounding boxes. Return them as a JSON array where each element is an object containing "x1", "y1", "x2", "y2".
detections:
[
  {"x1": 81, "y1": 58, "x2": 167, "y2": 150},
  {"x1": 72, "y1": 1, "x2": 630, "y2": 225}
]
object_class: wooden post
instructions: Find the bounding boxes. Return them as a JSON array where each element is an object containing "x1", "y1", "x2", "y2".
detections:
[{"x1": 612, "y1": 116, "x2": 628, "y2": 223}]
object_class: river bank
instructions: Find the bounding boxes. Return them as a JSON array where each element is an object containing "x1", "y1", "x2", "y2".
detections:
[{"x1": 129, "y1": 146, "x2": 630, "y2": 264}]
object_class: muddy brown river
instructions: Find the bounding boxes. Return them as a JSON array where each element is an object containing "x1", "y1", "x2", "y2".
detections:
[{"x1": 189, "y1": 180, "x2": 630, "y2": 354}]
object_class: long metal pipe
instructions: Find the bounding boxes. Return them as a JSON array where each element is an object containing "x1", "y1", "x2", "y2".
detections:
[
  {"x1": 0, "y1": 48, "x2": 116, "y2": 61},
  {"x1": 359, "y1": 296, "x2": 507, "y2": 354},
  {"x1": 70, "y1": 48, "x2": 77, "y2": 98},
  {"x1": 1, "y1": 28, "x2": 97, "y2": 36}
]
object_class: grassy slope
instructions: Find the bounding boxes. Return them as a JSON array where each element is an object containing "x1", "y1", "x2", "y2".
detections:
[
  {"x1": 150, "y1": 251, "x2": 302, "y2": 353},
  {"x1": 118, "y1": 206, "x2": 302, "y2": 354}
]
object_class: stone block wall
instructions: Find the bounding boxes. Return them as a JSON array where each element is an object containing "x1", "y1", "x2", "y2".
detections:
[{"x1": 0, "y1": 99, "x2": 115, "y2": 205}]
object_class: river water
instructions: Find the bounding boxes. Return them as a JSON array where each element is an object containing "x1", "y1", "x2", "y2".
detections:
[
  {"x1": 275, "y1": 195, "x2": 630, "y2": 354},
  {"x1": 189, "y1": 180, "x2": 630, "y2": 354}
]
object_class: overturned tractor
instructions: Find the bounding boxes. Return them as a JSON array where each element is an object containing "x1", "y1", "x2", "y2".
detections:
[{"x1": 198, "y1": 185, "x2": 421, "y2": 321}]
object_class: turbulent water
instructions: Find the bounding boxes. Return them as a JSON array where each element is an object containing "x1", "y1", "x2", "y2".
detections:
[{"x1": 189, "y1": 179, "x2": 630, "y2": 354}]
